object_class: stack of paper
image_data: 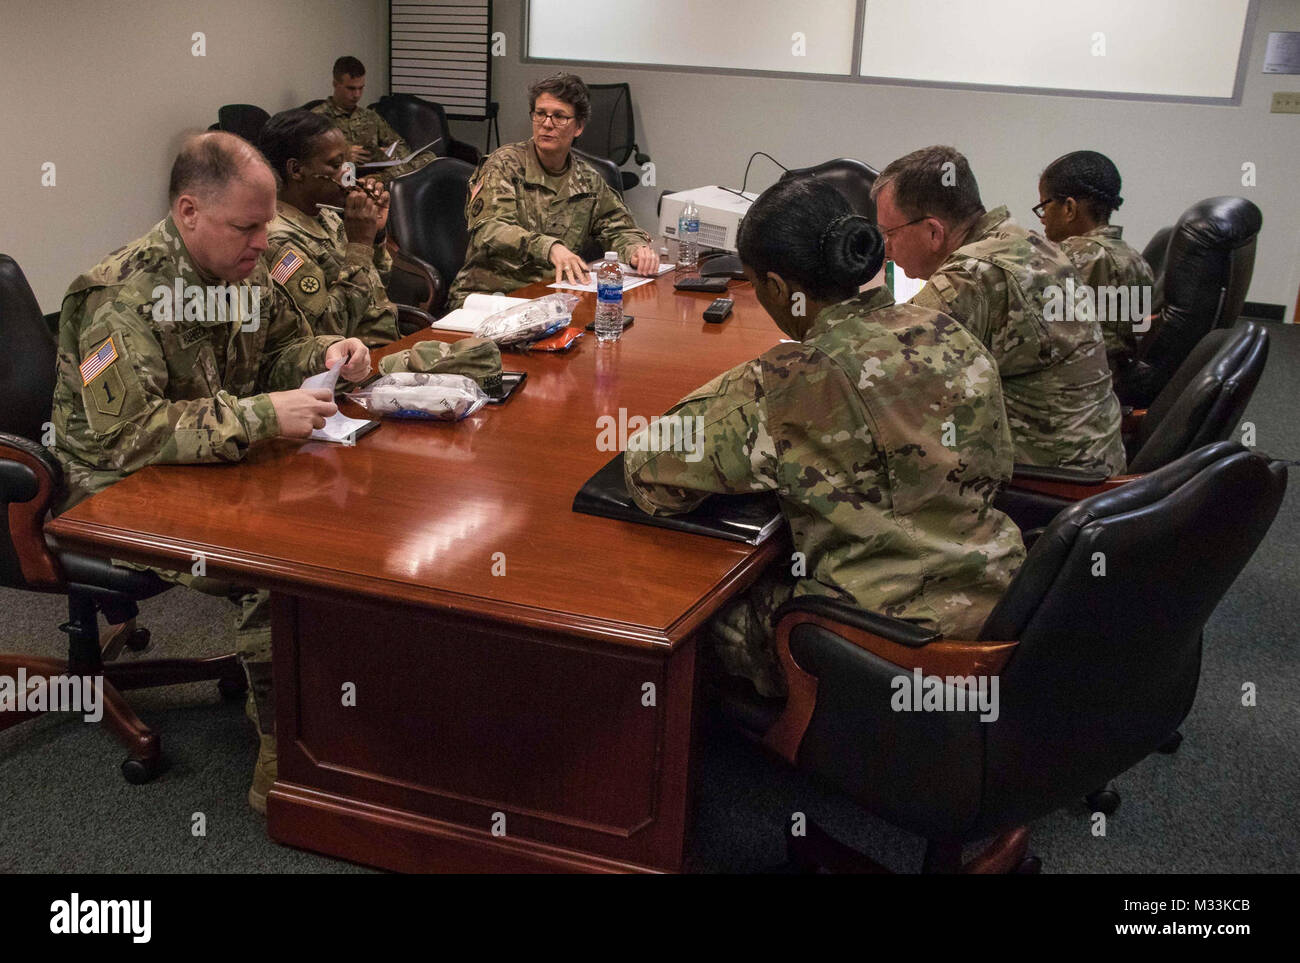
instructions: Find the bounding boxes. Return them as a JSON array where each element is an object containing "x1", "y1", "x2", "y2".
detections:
[{"x1": 547, "y1": 261, "x2": 675, "y2": 294}]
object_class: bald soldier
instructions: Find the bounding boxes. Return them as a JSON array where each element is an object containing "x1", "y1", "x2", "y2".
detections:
[
  {"x1": 626, "y1": 179, "x2": 1024, "y2": 698},
  {"x1": 312, "y1": 56, "x2": 434, "y2": 183},
  {"x1": 873, "y1": 146, "x2": 1126, "y2": 476},
  {"x1": 51, "y1": 132, "x2": 371, "y2": 813},
  {"x1": 445, "y1": 72, "x2": 659, "y2": 310}
]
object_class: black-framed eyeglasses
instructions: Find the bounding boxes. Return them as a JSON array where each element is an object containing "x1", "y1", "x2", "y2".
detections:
[
  {"x1": 1032, "y1": 198, "x2": 1061, "y2": 219},
  {"x1": 530, "y1": 109, "x2": 575, "y2": 128},
  {"x1": 879, "y1": 216, "x2": 928, "y2": 239}
]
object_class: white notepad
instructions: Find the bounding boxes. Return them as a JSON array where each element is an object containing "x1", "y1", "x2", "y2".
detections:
[{"x1": 432, "y1": 293, "x2": 532, "y2": 332}]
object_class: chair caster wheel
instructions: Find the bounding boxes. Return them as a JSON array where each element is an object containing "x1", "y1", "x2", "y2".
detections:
[
  {"x1": 1014, "y1": 855, "x2": 1042, "y2": 875},
  {"x1": 217, "y1": 677, "x2": 248, "y2": 702},
  {"x1": 1086, "y1": 787, "x2": 1121, "y2": 816},
  {"x1": 125, "y1": 627, "x2": 151, "y2": 651},
  {"x1": 121, "y1": 756, "x2": 159, "y2": 784},
  {"x1": 1158, "y1": 731, "x2": 1183, "y2": 754}
]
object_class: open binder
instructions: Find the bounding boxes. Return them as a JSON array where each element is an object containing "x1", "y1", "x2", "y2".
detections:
[{"x1": 572, "y1": 454, "x2": 786, "y2": 546}]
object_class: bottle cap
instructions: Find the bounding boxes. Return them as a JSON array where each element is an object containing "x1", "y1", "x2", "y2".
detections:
[{"x1": 604, "y1": 251, "x2": 618, "y2": 261}]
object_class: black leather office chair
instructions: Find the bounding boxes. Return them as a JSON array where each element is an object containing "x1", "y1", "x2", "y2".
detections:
[
  {"x1": 0, "y1": 255, "x2": 245, "y2": 783},
  {"x1": 778, "y1": 158, "x2": 880, "y2": 221},
  {"x1": 1141, "y1": 223, "x2": 1174, "y2": 308},
  {"x1": 386, "y1": 157, "x2": 475, "y2": 320},
  {"x1": 572, "y1": 82, "x2": 651, "y2": 192},
  {"x1": 369, "y1": 93, "x2": 480, "y2": 166},
  {"x1": 299, "y1": 98, "x2": 326, "y2": 111},
  {"x1": 757, "y1": 442, "x2": 1285, "y2": 873},
  {"x1": 208, "y1": 104, "x2": 270, "y2": 143},
  {"x1": 998, "y1": 322, "x2": 1270, "y2": 530},
  {"x1": 1116, "y1": 197, "x2": 1262, "y2": 407}
]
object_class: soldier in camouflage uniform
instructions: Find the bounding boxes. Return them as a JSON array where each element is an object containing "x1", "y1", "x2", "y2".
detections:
[
  {"x1": 874, "y1": 146, "x2": 1126, "y2": 476},
  {"x1": 1036, "y1": 150, "x2": 1155, "y2": 373},
  {"x1": 260, "y1": 109, "x2": 399, "y2": 347},
  {"x1": 625, "y1": 179, "x2": 1025, "y2": 698},
  {"x1": 50, "y1": 133, "x2": 372, "y2": 813},
  {"x1": 446, "y1": 73, "x2": 659, "y2": 309},
  {"x1": 312, "y1": 56, "x2": 434, "y2": 182}
]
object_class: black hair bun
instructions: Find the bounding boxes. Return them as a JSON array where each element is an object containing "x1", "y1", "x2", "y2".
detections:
[{"x1": 820, "y1": 214, "x2": 884, "y2": 288}]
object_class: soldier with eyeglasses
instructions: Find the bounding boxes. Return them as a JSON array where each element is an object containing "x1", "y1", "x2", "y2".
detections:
[{"x1": 446, "y1": 73, "x2": 659, "y2": 310}]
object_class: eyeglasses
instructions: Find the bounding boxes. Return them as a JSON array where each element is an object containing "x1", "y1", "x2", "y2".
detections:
[
  {"x1": 878, "y1": 216, "x2": 928, "y2": 240},
  {"x1": 530, "y1": 109, "x2": 575, "y2": 128},
  {"x1": 1032, "y1": 198, "x2": 1061, "y2": 219}
]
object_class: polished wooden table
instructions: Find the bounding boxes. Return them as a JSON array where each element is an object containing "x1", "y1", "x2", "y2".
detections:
[{"x1": 47, "y1": 274, "x2": 785, "y2": 873}]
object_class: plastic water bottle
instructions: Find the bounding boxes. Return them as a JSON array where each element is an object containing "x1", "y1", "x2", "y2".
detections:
[
  {"x1": 677, "y1": 200, "x2": 700, "y2": 272},
  {"x1": 594, "y1": 252, "x2": 624, "y2": 342}
]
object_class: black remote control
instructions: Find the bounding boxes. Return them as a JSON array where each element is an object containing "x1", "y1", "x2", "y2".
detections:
[
  {"x1": 674, "y1": 275, "x2": 729, "y2": 293},
  {"x1": 703, "y1": 298, "x2": 734, "y2": 323}
]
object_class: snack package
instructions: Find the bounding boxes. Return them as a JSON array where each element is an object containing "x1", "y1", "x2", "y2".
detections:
[
  {"x1": 347, "y1": 372, "x2": 489, "y2": 421},
  {"x1": 473, "y1": 293, "x2": 578, "y2": 346}
]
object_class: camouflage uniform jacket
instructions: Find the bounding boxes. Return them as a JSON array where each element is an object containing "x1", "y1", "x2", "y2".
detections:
[
  {"x1": 51, "y1": 216, "x2": 339, "y2": 512},
  {"x1": 311, "y1": 99, "x2": 434, "y2": 181},
  {"x1": 446, "y1": 140, "x2": 651, "y2": 309},
  {"x1": 1059, "y1": 224, "x2": 1155, "y2": 372},
  {"x1": 912, "y1": 206, "x2": 1126, "y2": 475},
  {"x1": 267, "y1": 200, "x2": 398, "y2": 347},
  {"x1": 625, "y1": 287, "x2": 1026, "y2": 641}
]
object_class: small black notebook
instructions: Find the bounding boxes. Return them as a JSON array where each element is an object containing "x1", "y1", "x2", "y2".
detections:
[{"x1": 572, "y1": 453, "x2": 786, "y2": 546}]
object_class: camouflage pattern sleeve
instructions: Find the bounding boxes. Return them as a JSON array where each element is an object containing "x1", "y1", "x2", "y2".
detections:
[
  {"x1": 375, "y1": 115, "x2": 411, "y2": 160},
  {"x1": 912, "y1": 266, "x2": 992, "y2": 344},
  {"x1": 374, "y1": 240, "x2": 393, "y2": 286},
  {"x1": 465, "y1": 156, "x2": 563, "y2": 267},
  {"x1": 268, "y1": 235, "x2": 397, "y2": 348},
  {"x1": 624, "y1": 359, "x2": 780, "y2": 516},
  {"x1": 590, "y1": 179, "x2": 652, "y2": 263},
  {"x1": 57, "y1": 291, "x2": 279, "y2": 477},
  {"x1": 256, "y1": 283, "x2": 339, "y2": 390}
]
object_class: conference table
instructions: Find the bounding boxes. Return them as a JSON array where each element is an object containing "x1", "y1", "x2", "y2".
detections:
[{"x1": 46, "y1": 271, "x2": 788, "y2": 873}]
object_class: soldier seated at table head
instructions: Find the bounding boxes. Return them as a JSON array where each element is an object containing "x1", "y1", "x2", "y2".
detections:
[
  {"x1": 312, "y1": 55, "x2": 433, "y2": 180},
  {"x1": 444, "y1": 72, "x2": 659, "y2": 310},
  {"x1": 259, "y1": 108, "x2": 399, "y2": 347},
  {"x1": 1035, "y1": 150, "x2": 1154, "y2": 374},
  {"x1": 873, "y1": 145, "x2": 1126, "y2": 476},
  {"x1": 624, "y1": 178, "x2": 1025, "y2": 699}
]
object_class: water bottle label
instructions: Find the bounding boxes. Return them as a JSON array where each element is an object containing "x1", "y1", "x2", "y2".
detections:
[{"x1": 597, "y1": 282, "x2": 622, "y2": 304}]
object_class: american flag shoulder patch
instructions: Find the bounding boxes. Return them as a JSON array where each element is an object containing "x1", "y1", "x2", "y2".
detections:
[
  {"x1": 79, "y1": 337, "x2": 119, "y2": 386},
  {"x1": 270, "y1": 249, "x2": 305, "y2": 284}
]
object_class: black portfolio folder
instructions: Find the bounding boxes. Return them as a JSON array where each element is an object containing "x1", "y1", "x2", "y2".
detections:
[{"x1": 572, "y1": 453, "x2": 786, "y2": 546}]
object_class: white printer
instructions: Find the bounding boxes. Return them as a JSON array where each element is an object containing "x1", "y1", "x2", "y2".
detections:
[{"x1": 658, "y1": 186, "x2": 759, "y2": 253}]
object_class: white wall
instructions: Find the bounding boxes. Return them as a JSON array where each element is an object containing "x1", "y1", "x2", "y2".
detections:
[
  {"x1": 457, "y1": 0, "x2": 1299, "y2": 320},
  {"x1": 0, "y1": 0, "x2": 389, "y2": 312}
]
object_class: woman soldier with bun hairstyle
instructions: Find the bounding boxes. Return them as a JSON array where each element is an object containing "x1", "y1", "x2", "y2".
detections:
[
  {"x1": 1036, "y1": 150, "x2": 1155, "y2": 372},
  {"x1": 625, "y1": 178, "x2": 1025, "y2": 699}
]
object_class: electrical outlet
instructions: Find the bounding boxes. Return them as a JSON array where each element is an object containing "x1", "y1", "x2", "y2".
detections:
[{"x1": 1270, "y1": 92, "x2": 1300, "y2": 113}]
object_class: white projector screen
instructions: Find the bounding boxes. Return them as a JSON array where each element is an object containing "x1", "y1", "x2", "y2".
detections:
[
  {"x1": 859, "y1": 0, "x2": 1251, "y2": 99},
  {"x1": 527, "y1": 0, "x2": 859, "y2": 75}
]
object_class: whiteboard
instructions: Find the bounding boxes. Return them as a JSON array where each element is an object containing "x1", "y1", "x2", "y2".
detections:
[
  {"x1": 527, "y1": 0, "x2": 859, "y2": 75},
  {"x1": 859, "y1": 0, "x2": 1251, "y2": 99}
]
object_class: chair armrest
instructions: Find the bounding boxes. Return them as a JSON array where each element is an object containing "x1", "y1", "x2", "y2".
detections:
[
  {"x1": 396, "y1": 304, "x2": 435, "y2": 336},
  {"x1": 763, "y1": 596, "x2": 1017, "y2": 765},
  {"x1": 1006, "y1": 464, "x2": 1137, "y2": 502},
  {"x1": 0, "y1": 432, "x2": 64, "y2": 591},
  {"x1": 1122, "y1": 407, "x2": 1148, "y2": 436},
  {"x1": 386, "y1": 242, "x2": 442, "y2": 314}
]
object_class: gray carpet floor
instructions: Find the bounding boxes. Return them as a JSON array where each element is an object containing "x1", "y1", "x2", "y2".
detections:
[{"x1": 3, "y1": 321, "x2": 1297, "y2": 874}]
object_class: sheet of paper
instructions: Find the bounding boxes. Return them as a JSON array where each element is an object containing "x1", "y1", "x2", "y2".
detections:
[
  {"x1": 300, "y1": 361, "x2": 374, "y2": 444},
  {"x1": 547, "y1": 267, "x2": 658, "y2": 294},
  {"x1": 359, "y1": 139, "x2": 441, "y2": 169},
  {"x1": 431, "y1": 293, "x2": 531, "y2": 332}
]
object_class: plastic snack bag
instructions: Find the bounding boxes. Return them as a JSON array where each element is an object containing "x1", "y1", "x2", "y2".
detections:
[
  {"x1": 346, "y1": 372, "x2": 489, "y2": 421},
  {"x1": 473, "y1": 293, "x2": 578, "y2": 346}
]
